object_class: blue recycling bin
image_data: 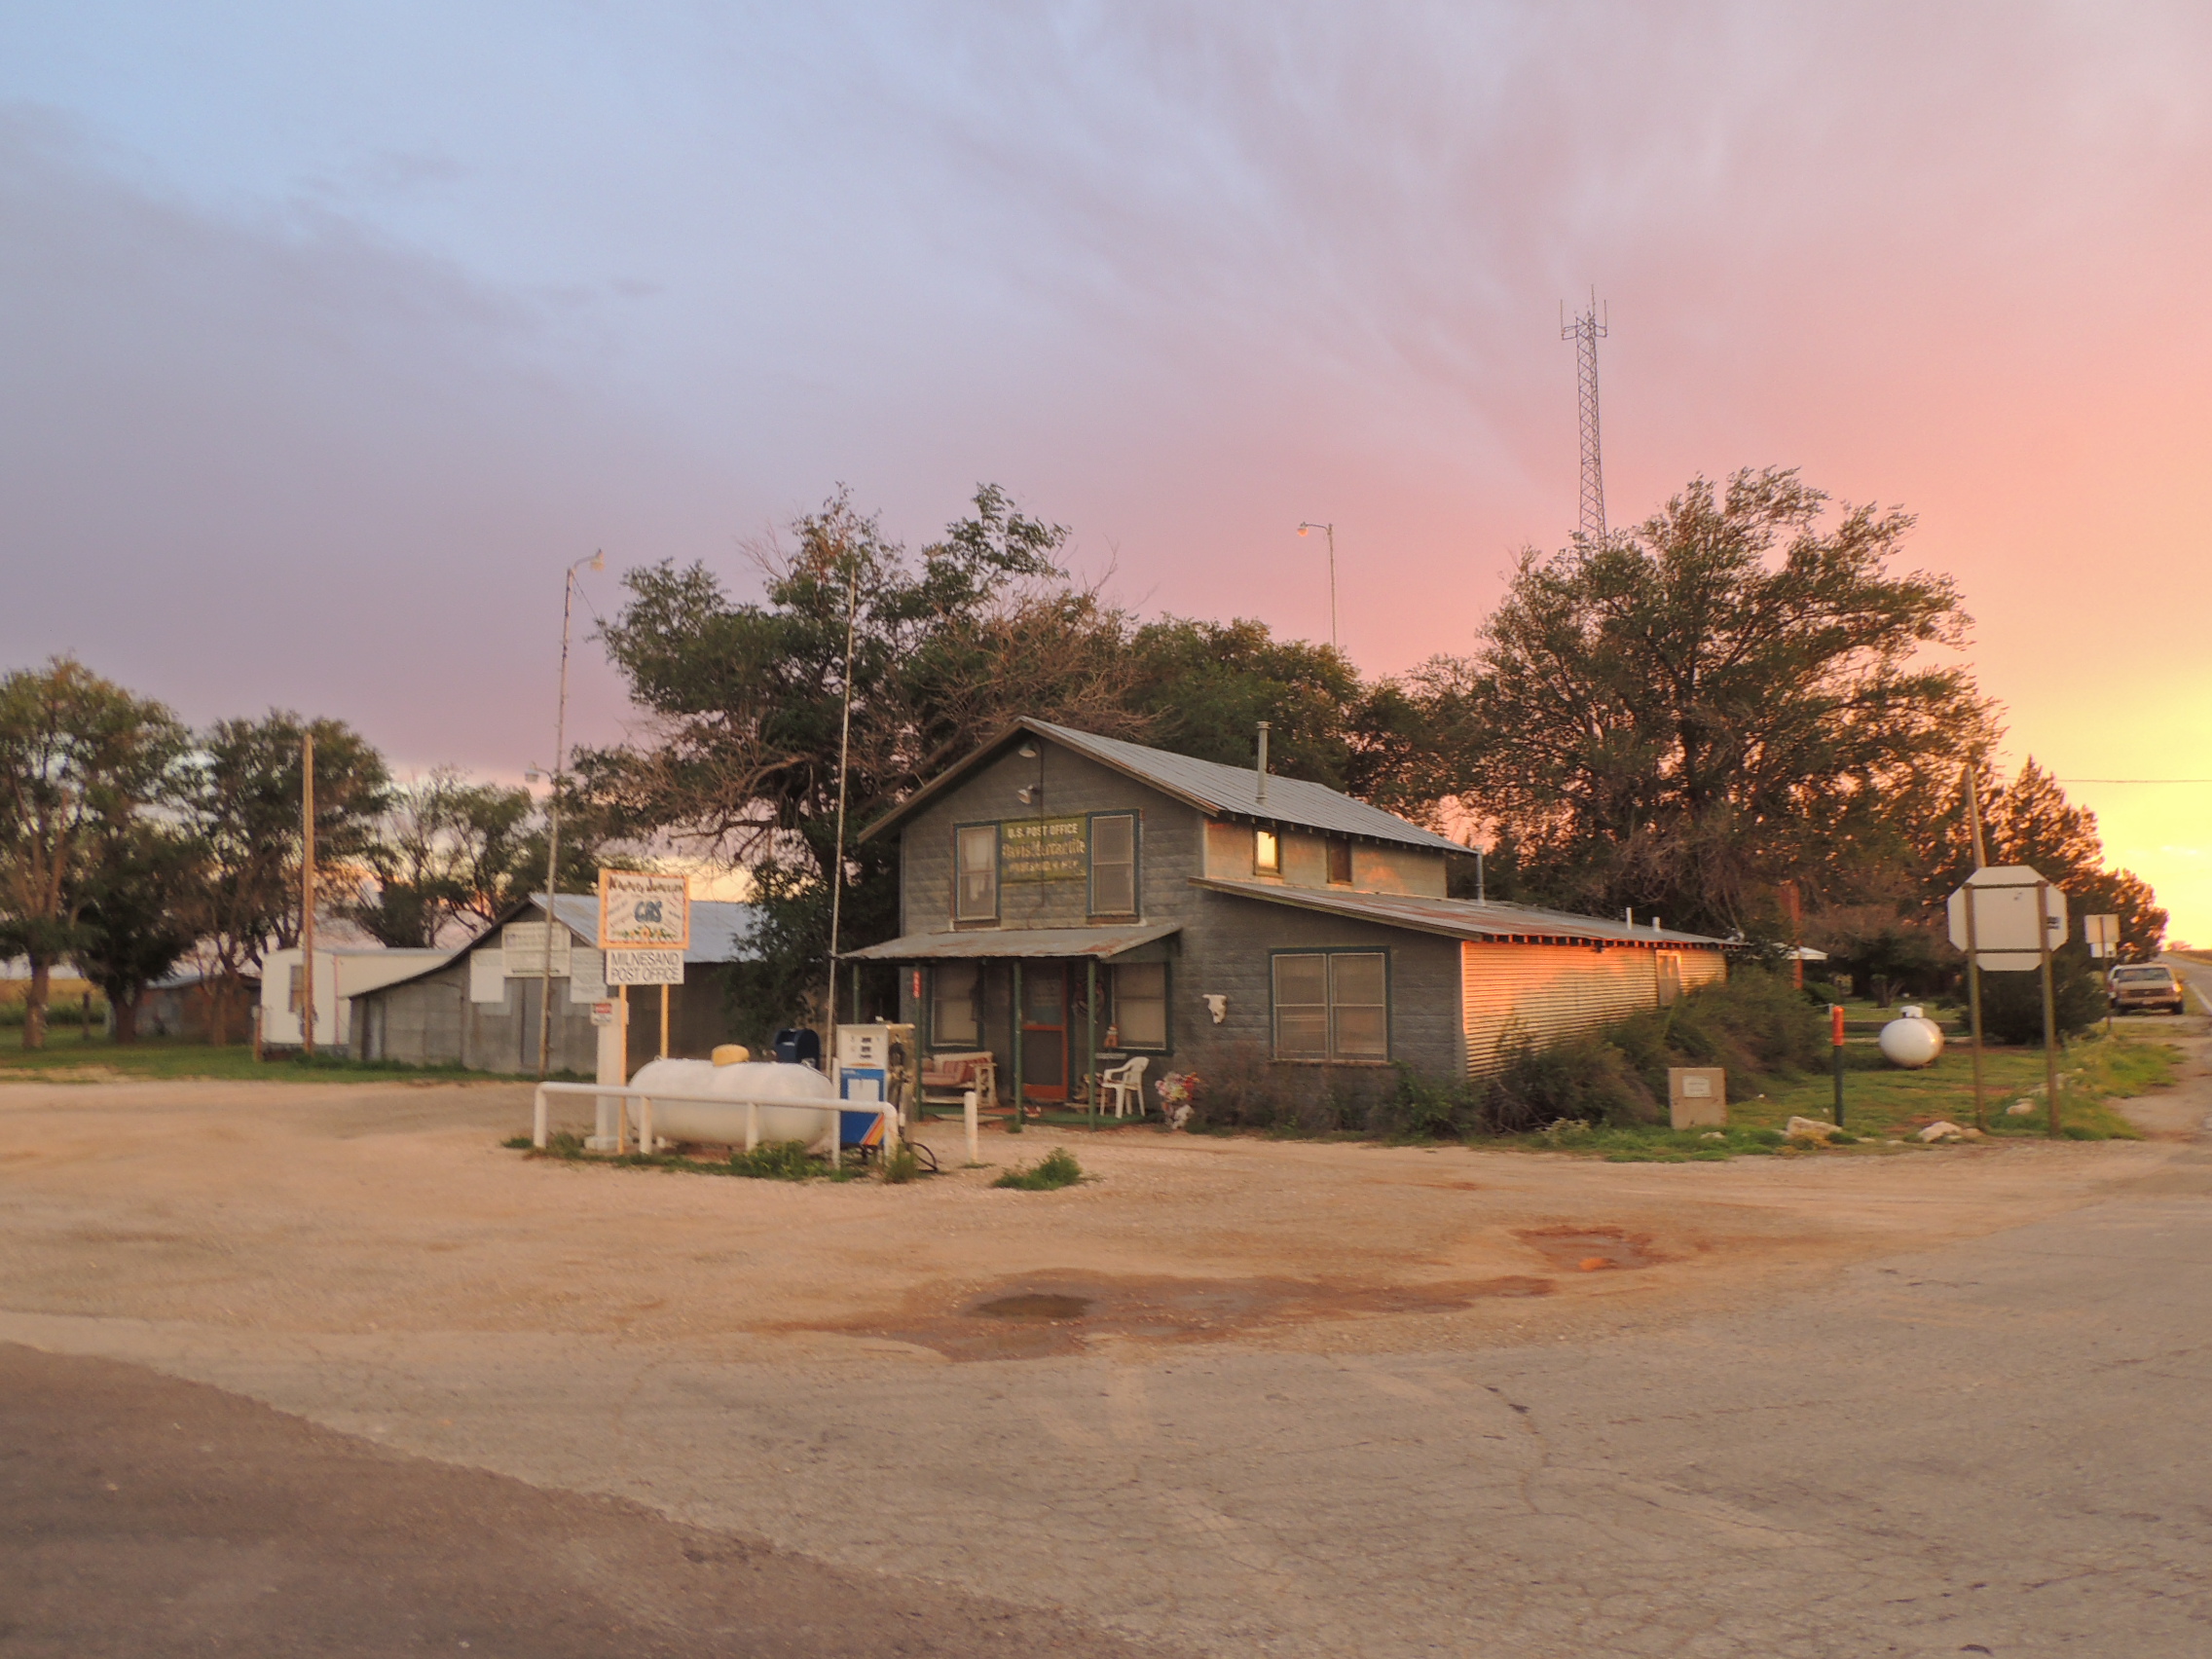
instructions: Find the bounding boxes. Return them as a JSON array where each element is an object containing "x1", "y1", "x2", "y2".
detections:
[{"x1": 771, "y1": 1026, "x2": 822, "y2": 1067}]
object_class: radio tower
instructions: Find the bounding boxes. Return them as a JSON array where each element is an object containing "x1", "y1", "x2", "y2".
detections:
[{"x1": 1561, "y1": 292, "x2": 1607, "y2": 541}]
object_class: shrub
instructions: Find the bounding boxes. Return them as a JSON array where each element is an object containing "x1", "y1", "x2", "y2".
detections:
[
  {"x1": 1977, "y1": 948, "x2": 2105, "y2": 1045},
  {"x1": 1368, "y1": 1064, "x2": 1486, "y2": 1140},
  {"x1": 879, "y1": 1145, "x2": 923, "y2": 1184},
  {"x1": 1487, "y1": 1034, "x2": 1656, "y2": 1130},
  {"x1": 993, "y1": 1147, "x2": 1085, "y2": 1190}
]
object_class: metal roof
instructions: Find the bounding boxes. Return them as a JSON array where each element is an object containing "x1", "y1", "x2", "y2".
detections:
[
  {"x1": 859, "y1": 717, "x2": 1466, "y2": 856},
  {"x1": 842, "y1": 922, "x2": 1181, "y2": 961},
  {"x1": 1188, "y1": 878, "x2": 1732, "y2": 948},
  {"x1": 536, "y1": 894, "x2": 760, "y2": 964}
]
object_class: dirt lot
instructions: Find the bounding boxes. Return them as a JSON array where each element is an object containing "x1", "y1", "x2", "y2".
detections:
[
  {"x1": 0, "y1": 1068, "x2": 2199, "y2": 1361},
  {"x1": 7, "y1": 1053, "x2": 2212, "y2": 1658}
]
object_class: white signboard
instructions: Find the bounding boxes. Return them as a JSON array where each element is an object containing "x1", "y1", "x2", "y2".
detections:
[
  {"x1": 567, "y1": 946, "x2": 606, "y2": 1003},
  {"x1": 604, "y1": 947, "x2": 684, "y2": 986},
  {"x1": 468, "y1": 949, "x2": 508, "y2": 1005},
  {"x1": 500, "y1": 921, "x2": 571, "y2": 978},
  {"x1": 590, "y1": 1000, "x2": 617, "y2": 1028},
  {"x1": 599, "y1": 870, "x2": 689, "y2": 950},
  {"x1": 1946, "y1": 866, "x2": 2068, "y2": 971},
  {"x1": 2083, "y1": 913, "x2": 2120, "y2": 960}
]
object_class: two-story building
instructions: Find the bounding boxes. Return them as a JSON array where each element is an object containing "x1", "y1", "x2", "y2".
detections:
[{"x1": 849, "y1": 719, "x2": 1729, "y2": 1112}]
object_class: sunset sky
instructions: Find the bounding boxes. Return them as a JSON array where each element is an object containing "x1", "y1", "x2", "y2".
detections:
[{"x1": 4, "y1": 4, "x2": 2208, "y2": 937}]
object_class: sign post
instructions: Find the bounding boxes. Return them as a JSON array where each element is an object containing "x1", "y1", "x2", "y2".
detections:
[
  {"x1": 1829, "y1": 1002, "x2": 1847, "y2": 1126},
  {"x1": 1948, "y1": 865, "x2": 2067, "y2": 1139},
  {"x1": 597, "y1": 870, "x2": 688, "y2": 1076},
  {"x1": 2085, "y1": 914, "x2": 2120, "y2": 1036}
]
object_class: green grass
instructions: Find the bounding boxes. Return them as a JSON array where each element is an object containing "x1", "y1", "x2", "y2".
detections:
[
  {"x1": 0, "y1": 1036, "x2": 569, "y2": 1085},
  {"x1": 514, "y1": 1131, "x2": 866, "y2": 1182},
  {"x1": 991, "y1": 1147, "x2": 1086, "y2": 1190},
  {"x1": 1738, "y1": 1029, "x2": 2170, "y2": 1142}
]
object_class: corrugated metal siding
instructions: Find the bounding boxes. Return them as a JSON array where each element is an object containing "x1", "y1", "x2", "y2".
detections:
[{"x1": 1459, "y1": 942, "x2": 1729, "y2": 1078}]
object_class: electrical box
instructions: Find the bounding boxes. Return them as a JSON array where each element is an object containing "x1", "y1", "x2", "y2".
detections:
[{"x1": 1667, "y1": 1067, "x2": 1726, "y2": 1129}]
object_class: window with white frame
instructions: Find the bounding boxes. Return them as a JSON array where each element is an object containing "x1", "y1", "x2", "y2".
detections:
[
  {"x1": 1090, "y1": 813, "x2": 1137, "y2": 915},
  {"x1": 1272, "y1": 950, "x2": 1388, "y2": 1061},
  {"x1": 954, "y1": 824, "x2": 999, "y2": 921}
]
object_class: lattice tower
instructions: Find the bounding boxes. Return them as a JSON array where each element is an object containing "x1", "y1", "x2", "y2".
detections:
[{"x1": 1561, "y1": 294, "x2": 1607, "y2": 541}]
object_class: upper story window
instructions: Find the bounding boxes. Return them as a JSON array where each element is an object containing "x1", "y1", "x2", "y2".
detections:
[
  {"x1": 954, "y1": 824, "x2": 999, "y2": 921},
  {"x1": 1254, "y1": 828, "x2": 1280, "y2": 875},
  {"x1": 1326, "y1": 838, "x2": 1353, "y2": 884},
  {"x1": 1089, "y1": 813, "x2": 1138, "y2": 915}
]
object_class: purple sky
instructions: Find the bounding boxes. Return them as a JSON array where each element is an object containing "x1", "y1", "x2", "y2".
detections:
[{"x1": 5, "y1": 4, "x2": 2209, "y2": 934}]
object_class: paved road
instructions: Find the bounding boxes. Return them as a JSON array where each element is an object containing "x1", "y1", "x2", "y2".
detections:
[
  {"x1": 0, "y1": 1344, "x2": 1183, "y2": 1659},
  {"x1": 6, "y1": 1044, "x2": 2210, "y2": 1657}
]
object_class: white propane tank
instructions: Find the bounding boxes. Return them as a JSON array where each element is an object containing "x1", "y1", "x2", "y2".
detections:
[
  {"x1": 1877, "y1": 1005, "x2": 1945, "y2": 1069},
  {"x1": 626, "y1": 1057, "x2": 840, "y2": 1150}
]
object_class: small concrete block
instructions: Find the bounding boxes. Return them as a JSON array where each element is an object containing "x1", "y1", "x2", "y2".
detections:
[{"x1": 1668, "y1": 1067, "x2": 1727, "y2": 1129}]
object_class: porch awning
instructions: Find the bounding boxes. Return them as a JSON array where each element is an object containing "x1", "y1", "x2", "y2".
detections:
[{"x1": 842, "y1": 922, "x2": 1180, "y2": 962}]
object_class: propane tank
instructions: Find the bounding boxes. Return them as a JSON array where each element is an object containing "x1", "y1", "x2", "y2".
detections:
[{"x1": 1877, "y1": 1004, "x2": 1945, "y2": 1069}]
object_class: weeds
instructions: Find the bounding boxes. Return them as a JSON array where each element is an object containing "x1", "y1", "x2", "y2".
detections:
[
  {"x1": 992, "y1": 1147, "x2": 1085, "y2": 1190},
  {"x1": 514, "y1": 1132, "x2": 863, "y2": 1182},
  {"x1": 879, "y1": 1145, "x2": 924, "y2": 1184}
]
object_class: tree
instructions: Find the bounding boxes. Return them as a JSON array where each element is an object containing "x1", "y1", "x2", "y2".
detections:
[
  {"x1": 1981, "y1": 759, "x2": 2166, "y2": 960},
  {"x1": 580, "y1": 485, "x2": 1143, "y2": 1027},
  {"x1": 1423, "y1": 469, "x2": 1999, "y2": 937},
  {"x1": 186, "y1": 714, "x2": 388, "y2": 1042},
  {"x1": 1124, "y1": 619, "x2": 1363, "y2": 788},
  {"x1": 0, "y1": 658, "x2": 188, "y2": 1049},
  {"x1": 73, "y1": 820, "x2": 204, "y2": 1042},
  {"x1": 349, "y1": 769, "x2": 535, "y2": 947}
]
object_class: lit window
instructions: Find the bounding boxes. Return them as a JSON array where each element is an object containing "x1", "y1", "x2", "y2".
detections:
[
  {"x1": 1272, "y1": 950, "x2": 1388, "y2": 1061},
  {"x1": 1110, "y1": 962, "x2": 1168, "y2": 1050},
  {"x1": 932, "y1": 963, "x2": 980, "y2": 1046},
  {"x1": 1254, "y1": 829, "x2": 1280, "y2": 874},
  {"x1": 1326, "y1": 839, "x2": 1353, "y2": 884},
  {"x1": 955, "y1": 825, "x2": 999, "y2": 921},
  {"x1": 1090, "y1": 813, "x2": 1137, "y2": 914}
]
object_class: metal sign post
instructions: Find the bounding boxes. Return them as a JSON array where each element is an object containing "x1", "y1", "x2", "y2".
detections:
[
  {"x1": 2036, "y1": 880, "x2": 2062, "y2": 1138},
  {"x1": 1963, "y1": 882, "x2": 1986, "y2": 1130},
  {"x1": 2085, "y1": 914, "x2": 2120, "y2": 1036}
]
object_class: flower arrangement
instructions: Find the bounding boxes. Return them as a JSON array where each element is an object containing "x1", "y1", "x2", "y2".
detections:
[{"x1": 1157, "y1": 1070, "x2": 1202, "y2": 1129}]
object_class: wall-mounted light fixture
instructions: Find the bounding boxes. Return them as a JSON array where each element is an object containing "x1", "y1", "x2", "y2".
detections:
[{"x1": 1017, "y1": 742, "x2": 1039, "y2": 759}]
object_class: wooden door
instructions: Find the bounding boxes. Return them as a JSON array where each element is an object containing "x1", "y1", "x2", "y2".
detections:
[{"x1": 1020, "y1": 964, "x2": 1069, "y2": 1102}]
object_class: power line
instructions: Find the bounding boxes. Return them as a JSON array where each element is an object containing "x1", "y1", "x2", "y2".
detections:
[{"x1": 2056, "y1": 778, "x2": 2212, "y2": 785}]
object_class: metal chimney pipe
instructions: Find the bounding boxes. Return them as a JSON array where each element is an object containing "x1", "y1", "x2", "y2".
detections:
[{"x1": 1256, "y1": 720, "x2": 1270, "y2": 804}]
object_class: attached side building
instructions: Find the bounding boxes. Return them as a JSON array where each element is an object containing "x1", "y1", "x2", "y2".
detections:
[{"x1": 849, "y1": 719, "x2": 1728, "y2": 1109}]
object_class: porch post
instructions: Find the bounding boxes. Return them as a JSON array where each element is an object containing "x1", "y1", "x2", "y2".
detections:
[
  {"x1": 1086, "y1": 956, "x2": 1099, "y2": 1130},
  {"x1": 1010, "y1": 959, "x2": 1024, "y2": 1134}
]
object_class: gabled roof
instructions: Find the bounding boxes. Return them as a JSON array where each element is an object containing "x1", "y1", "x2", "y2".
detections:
[
  {"x1": 352, "y1": 893, "x2": 762, "y2": 997},
  {"x1": 1189, "y1": 878, "x2": 1732, "y2": 948},
  {"x1": 860, "y1": 718, "x2": 1465, "y2": 855}
]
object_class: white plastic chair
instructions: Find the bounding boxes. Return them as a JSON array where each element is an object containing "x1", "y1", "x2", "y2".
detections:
[{"x1": 1098, "y1": 1054, "x2": 1149, "y2": 1120}]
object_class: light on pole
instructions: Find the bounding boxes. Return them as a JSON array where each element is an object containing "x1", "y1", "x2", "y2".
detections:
[
  {"x1": 537, "y1": 550, "x2": 604, "y2": 1081},
  {"x1": 1296, "y1": 522, "x2": 1337, "y2": 651}
]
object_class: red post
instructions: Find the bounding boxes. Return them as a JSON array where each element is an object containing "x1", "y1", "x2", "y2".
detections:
[{"x1": 1830, "y1": 1003, "x2": 1847, "y2": 1126}]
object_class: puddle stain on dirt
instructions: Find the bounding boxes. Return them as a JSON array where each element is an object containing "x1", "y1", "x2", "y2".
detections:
[
  {"x1": 829, "y1": 1271, "x2": 1557, "y2": 1361},
  {"x1": 1514, "y1": 1226, "x2": 1661, "y2": 1272}
]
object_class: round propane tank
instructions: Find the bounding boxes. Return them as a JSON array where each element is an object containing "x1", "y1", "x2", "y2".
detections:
[{"x1": 1878, "y1": 1005, "x2": 1945, "y2": 1069}]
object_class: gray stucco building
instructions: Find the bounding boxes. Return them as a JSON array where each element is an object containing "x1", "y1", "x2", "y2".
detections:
[{"x1": 849, "y1": 719, "x2": 1728, "y2": 1114}]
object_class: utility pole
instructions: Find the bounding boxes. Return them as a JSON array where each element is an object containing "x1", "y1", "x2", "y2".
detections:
[
  {"x1": 300, "y1": 731, "x2": 315, "y2": 1059},
  {"x1": 823, "y1": 557, "x2": 861, "y2": 1055},
  {"x1": 1296, "y1": 523, "x2": 1338, "y2": 651},
  {"x1": 1561, "y1": 293, "x2": 1608, "y2": 542},
  {"x1": 538, "y1": 551, "x2": 603, "y2": 1081}
]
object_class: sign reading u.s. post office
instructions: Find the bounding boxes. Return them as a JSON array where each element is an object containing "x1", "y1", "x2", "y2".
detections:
[{"x1": 598, "y1": 869, "x2": 690, "y2": 951}]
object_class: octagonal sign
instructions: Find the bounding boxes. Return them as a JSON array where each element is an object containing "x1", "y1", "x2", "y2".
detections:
[{"x1": 1947, "y1": 865, "x2": 2067, "y2": 972}]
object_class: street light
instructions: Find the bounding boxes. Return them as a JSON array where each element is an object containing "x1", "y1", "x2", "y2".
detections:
[
  {"x1": 537, "y1": 550, "x2": 604, "y2": 1081},
  {"x1": 1296, "y1": 522, "x2": 1337, "y2": 652}
]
